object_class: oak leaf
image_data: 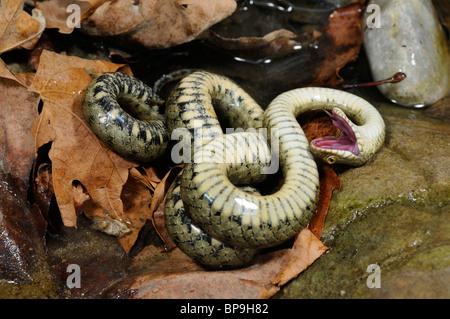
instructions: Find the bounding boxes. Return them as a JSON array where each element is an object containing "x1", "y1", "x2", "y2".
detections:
[{"x1": 29, "y1": 50, "x2": 140, "y2": 231}]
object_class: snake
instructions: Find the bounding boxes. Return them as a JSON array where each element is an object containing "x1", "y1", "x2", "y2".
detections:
[{"x1": 82, "y1": 71, "x2": 385, "y2": 268}]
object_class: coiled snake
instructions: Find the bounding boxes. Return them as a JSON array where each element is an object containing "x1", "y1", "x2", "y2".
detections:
[{"x1": 82, "y1": 71, "x2": 385, "y2": 268}]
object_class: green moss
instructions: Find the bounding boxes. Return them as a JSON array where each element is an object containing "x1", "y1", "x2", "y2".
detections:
[
  {"x1": 276, "y1": 201, "x2": 449, "y2": 299},
  {"x1": 0, "y1": 259, "x2": 58, "y2": 299}
]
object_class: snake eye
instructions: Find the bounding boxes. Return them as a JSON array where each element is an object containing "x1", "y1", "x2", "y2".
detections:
[{"x1": 326, "y1": 155, "x2": 337, "y2": 165}]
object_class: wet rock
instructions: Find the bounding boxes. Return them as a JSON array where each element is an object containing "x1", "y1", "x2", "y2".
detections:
[
  {"x1": 275, "y1": 95, "x2": 450, "y2": 299},
  {"x1": 0, "y1": 172, "x2": 56, "y2": 297},
  {"x1": 363, "y1": 0, "x2": 450, "y2": 107},
  {"x1": 277, "y1": 202, "x2": 449, "y2": 299},
  {"x1": 45, "y1": 215, "x2": 131, "y2": 298}
]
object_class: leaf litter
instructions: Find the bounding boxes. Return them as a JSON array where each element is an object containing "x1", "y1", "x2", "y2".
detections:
[{"x1": 0, "y1": 0, "x2": 375, "y2": 298}]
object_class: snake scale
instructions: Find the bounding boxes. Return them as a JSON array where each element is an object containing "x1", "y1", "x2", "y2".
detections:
[{"x1": 82, "y1": 71, "x2": 385, "y2": 268}]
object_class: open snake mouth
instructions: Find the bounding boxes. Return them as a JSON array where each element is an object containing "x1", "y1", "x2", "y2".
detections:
[{"x1": 311, "y1": 110, "x2": 362, "y2": 157}]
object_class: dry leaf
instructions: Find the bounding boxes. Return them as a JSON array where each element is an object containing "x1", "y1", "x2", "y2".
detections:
[
  {"x1": 310, "y1": 1, "x2": 366, "y2": 87},
  {"x1": 308, "y1": 165, "x2": 341, "y2": 239},
  {"x1": 105, "y1": 244, "x2": 288, "y2": 299},
  {"x1": 0, "y1": 0, "x2": 46, "y2": 54},
  {"x1": 117, "y1": 169, "x2": 154, "y2": 252},
  {"x1": 30, "y1": 50, "x2": 136, "y2": 228},
  {"x1": 270, "y1": 228, "x2": 328, "y2": 287},
  {"x1": 78, "y1": 167, "x2": 153, "y2": 252},
  {"x1": 33, "y1": 163, "x2": 54, "y2": 222},
  {"x1": 0, "y1": 60, "x2": 47, "y2": 281},
  {"x1": 106, "y1": 228, "x2": 328, "y2": 299},
  {"x1": 81, "y1": 0, "x2": 237, "y2": 49},
  {"x1": 152, "y1": 199, "x2": 177, "y2": 251},
  {"x1": 149, "y1": 165, "x2": 182, "y2": 248},
  {"x1": 0, "y1": 59, "x2": 40, "y2": 189},
  {"x1": 36, "y1": 0, "x2": 104, "y2": 34}
]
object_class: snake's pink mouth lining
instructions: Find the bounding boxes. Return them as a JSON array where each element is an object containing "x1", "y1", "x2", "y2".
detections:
[{"x1": 312, "y1": 110, "x2": 362, "y2": 157}]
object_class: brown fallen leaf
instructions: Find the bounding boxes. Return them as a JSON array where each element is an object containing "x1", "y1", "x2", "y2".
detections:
[
  {"x1": 38, "y1": 0, "x2": 237, "y2": 48},
  {"x1": 0, "y1": 60, "x2": 48, "y2": 283},
  {"x1": 116, "y1": 168, "x2": 154, "y2": 252},
  {"x1": 0, "y1": 0, "x2": 46, "y2": 54},
  {"x1": 30, "y1": 50, "x2": 136, "y2": 229},
  {"x1": 152, "y1": 199, "x2": 177, "y2": 251},
  {"x1": 105, "y1": 228, "x2": 327, "y2": 299},
  {"x1": 36, "y1": 0, "x2": 103, "y2": 34},
  {"x1": 310, "y1": 1, "x2": 366, "y2": 87},
  {"x1": 104, "y1": 244, "x2": 287, "y2": 299},
  {"x1": 82, "y1": 0, "x2": 237, "y2": 49},
  {"x1": 140, "y1": 166, "x2": 163, "y2": 189},
  {"x1": 270, "y1": 228, "x2": 329, "y2": 287},
  {"x1": 149, "y1": 165, "x2": 183, "y2": 249},
  {"x1": 0, "y1": 59, "x2": 40, "y2": 190},
  {"x1": 34, "y1": 163, "x2": 54, "y2": 222},
  {"x1": 308, "y1": 164, "x2": 341, "y2": 239}
]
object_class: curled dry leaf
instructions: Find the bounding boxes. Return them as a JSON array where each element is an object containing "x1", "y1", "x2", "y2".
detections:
[
  {"x1": 149, "y1": 165, "x2": 183, "y2": 249},
  {"x1": 116, "y1": 168, "x2": 154, "y2": 252},
  {"x1": 0, "y1": 0, "x2": 46, "y2": 54}
]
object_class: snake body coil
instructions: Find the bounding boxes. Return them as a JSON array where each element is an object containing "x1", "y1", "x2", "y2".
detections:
[
  {"x1": 82, "y1": 72, "x2": 168, "y2": 162},
  {"x1": 82, "y1": 71, "x2": 385, "y2": 268}
]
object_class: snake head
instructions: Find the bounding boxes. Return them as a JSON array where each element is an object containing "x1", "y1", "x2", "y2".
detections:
[{"x1": 310, "y1": 108, "x2": 366, "y2": 166}]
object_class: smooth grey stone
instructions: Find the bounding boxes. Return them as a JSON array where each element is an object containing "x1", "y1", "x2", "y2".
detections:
[{"x1": 363, "y1": 0, "x2": 450, "y2": 108}]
